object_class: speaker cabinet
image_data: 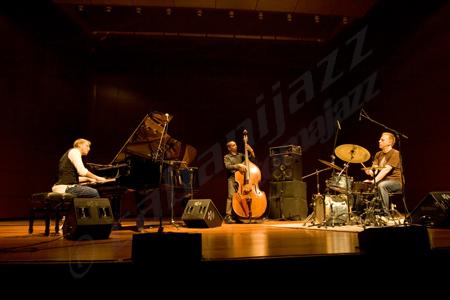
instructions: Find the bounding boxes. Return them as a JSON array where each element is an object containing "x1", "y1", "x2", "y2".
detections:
[
  {"x1": 268, "y1": 180, "x2": 307, "y2": 220},
  {"x1": 132, "y1": 232, "x2": 202, "y2": 266},
  {"x1": 408, "y1": 191, "x2": 450, "y2": 228},
  {"x1": 182, "y1": 199, "x2": 223, "y2": 228},
  {"x1": 358, "y1": 225, "x2": 430, "y2": 255},
  {"x1": 270, "y1": 148, "x2": 302, "y2": 181},
  {"x1": 63, "y1": 198, "x2": 113, "y2": 240}
]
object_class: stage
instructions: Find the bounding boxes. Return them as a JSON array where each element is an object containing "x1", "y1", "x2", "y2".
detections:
[{"x1": 1, "y1": 217, "x2": 450, "y2": 294}]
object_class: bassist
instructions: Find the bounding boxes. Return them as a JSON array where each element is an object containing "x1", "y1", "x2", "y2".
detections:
[{"x1": 223, "y1": 140, "x2": 255, "y2": 224}]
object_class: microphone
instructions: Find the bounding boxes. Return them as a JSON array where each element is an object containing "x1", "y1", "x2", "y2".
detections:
[
  {"x1": 358, "y1": 109, "x2": 362, "y2": 121},
  {"x1": 165, "y1": 113, "x2": 169, "y2": 121},
  {"x1": 336, "y1": 120, "x2": 341, "y2": 130}
]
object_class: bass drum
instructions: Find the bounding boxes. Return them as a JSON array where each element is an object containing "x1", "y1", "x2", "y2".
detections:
[{"x1": 314, "y1": 194, "x2": 348, "y2": 225}]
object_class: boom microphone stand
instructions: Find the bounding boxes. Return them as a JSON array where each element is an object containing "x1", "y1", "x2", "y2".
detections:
[
  {"x1": 359, "y1": 109, "x2": 409, "y2": 222},
  {"x1": 330, "y1": 120, "x2": 341, "y2": 179},
  {"x1": 339, "y1": 161, "x2": 353, "y2": 225},
  {"x1": 329, "y1": 119, "x2": 349, "y2": 226},
  {"x1": 304, "y1": 121, "x2": 344, "y2": 227}
]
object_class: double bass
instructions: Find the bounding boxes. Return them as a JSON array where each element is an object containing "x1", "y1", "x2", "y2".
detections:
[{"x1": 232, "y1": 130, "x2": 267, "y2": 222}]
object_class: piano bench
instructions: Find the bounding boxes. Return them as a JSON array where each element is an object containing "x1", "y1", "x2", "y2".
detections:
[{"x1": 28, "y1": 192, "x2": 75, "y2": 236}]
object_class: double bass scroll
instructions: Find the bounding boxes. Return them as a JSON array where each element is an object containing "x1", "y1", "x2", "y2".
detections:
[{"x1": 231, "y1": 130, "x2": 267, "y2": 221}]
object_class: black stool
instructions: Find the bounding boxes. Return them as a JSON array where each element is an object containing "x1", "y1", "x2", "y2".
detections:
[
  {"x1": 388, "y1": 192, "x2": 404, "y2": 210},
  {"x1": 387, "y1": 191, "x2": 407, "y2": 221},
  {"x1": 29, "y1": 192, "x2": 75, "y2": 236}
]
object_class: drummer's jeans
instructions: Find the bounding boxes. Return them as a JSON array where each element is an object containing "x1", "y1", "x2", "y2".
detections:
[{"x1": 377, "y1": 180, "x2": 402, "y2": 212}]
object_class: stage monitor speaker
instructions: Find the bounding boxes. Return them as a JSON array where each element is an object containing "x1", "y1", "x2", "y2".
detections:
[
  {"x1": 182, "y1": 199, "x2": 223, "y2": 228},
  {"x1": 63, "y1": 198, "x2": 113, "y2": 240},
  {"x1": 270, "y1": 148, "x2": 302, "y2": 181},
  {"x1": 268, "y1": 180, "x2": 307, "y2": 220},
  {"x1": 408, "y1": 191, "x2": 450, "y2": 228}
]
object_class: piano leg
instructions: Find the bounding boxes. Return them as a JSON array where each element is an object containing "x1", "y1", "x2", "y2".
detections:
[
  {"x1": 135, "y1": 188, "x2": 157, "y2": 232},
  {"x1": 110, "y1": 193, "x2": 123, "y2": 230}
]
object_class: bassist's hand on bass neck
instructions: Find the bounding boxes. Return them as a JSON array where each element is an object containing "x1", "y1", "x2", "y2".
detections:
[{"x1": 245, "y1": 144, "x2": 255, "y2": 157}]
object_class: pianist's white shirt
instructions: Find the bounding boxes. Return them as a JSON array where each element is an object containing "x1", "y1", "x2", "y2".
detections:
[{"x1": 52, "y1": 147, "x2": 89, "y2": 193}]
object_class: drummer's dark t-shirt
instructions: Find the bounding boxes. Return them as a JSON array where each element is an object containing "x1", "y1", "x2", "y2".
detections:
[{"x1": 373, "y1": 149, "x2": 402, "y2": 183}]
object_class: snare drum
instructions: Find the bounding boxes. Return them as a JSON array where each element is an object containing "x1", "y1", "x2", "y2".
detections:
[
  {"x1": 352, "y1": 181, "x2": 374, "y2": 194},
  {"x1": 326, "y1": 174, "x2": 353, "y2": 193},
  {"x1": 314, "y1": 194, "x2": 348, "y2": 225}
]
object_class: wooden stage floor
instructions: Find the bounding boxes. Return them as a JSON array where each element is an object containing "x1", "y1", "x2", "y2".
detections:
[{"x1": 1, "y1": 218, "x2": 450, "y2": 293}]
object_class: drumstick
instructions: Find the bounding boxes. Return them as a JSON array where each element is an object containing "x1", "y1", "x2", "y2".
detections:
[{"x1": 360, "y1": 162, "x2": 374, "y2": 178}]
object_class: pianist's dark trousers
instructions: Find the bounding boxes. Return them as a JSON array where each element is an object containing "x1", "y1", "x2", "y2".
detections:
[{"x1": 66, "y1": 185, "x2": 100, "y2": 198}]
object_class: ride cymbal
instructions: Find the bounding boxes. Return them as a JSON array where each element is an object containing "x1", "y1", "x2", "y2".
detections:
[
  {"x1": 335, "y1": 144, "x2": 370, "y2": 163},
  {"x1": 318, "y1": 159, "x2": 343, "y2": 171}
]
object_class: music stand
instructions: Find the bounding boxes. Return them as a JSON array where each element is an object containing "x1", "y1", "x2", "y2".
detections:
[{"x1": 166, "y1": 161, "x2": 194, "y2": 226}]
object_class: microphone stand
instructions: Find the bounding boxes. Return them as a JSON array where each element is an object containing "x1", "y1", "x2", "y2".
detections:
[
  {"x1": 330, "y1": 120, "x2": 341, "y2": 176},
  {"x1": 359, "y1": 109, "x2": 409, "y2": 222},
  {"x1": 360, "y1": 109, "x2": 409, "y2": 140},
  {"x1": 155, "y1": 119, "x2": 169, "y2": 163},
  {"x1": 154, "y1": 115, "x2": 177, "y2": 228},
  {"x1": 302, "y1": 167, "x2": 331, "y2": 227}
]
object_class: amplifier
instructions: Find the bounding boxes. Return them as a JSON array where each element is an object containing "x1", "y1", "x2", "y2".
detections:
[{"x1": 269, "y1": 145, "x2": 302, "y2": 156}]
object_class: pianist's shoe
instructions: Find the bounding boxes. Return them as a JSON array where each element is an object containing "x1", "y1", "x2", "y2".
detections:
[{"x1": 58, "y1": 216, "x2": 65, "y2": 234}]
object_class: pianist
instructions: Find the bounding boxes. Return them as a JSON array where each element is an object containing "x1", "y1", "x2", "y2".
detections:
[{"x1": 52, "y1": 138, "x2": 106, "y2": 197}]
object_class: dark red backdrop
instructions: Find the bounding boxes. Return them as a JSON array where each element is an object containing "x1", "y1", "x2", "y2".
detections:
[{"x1": 1, "y1": 1, "x2": 449, "y2": 219}]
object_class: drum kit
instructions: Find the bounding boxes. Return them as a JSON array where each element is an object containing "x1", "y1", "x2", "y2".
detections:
[{"x1": 304, "y1": 144, "x2": 388, "y2": 227}]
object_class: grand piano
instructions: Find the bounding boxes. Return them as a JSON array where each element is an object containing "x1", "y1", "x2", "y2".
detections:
[{"x1": 87, "y1": 112, "x2": 198, "y2": 229}]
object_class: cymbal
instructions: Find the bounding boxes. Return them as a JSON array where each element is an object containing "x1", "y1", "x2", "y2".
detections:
[
  {"x1": 361, "y1": 166, "x2": 384, "y2": 171},
  {"x1": 335, "y1": 144, "x2": 370, "y2": 163},
  {"x1": 318, "y1": 159, "x2": 343, "y2": 171}
]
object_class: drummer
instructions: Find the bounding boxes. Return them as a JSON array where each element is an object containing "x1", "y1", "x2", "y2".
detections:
[{"x1": 363, "y1": 132, "x2": 403, "y2": 214}]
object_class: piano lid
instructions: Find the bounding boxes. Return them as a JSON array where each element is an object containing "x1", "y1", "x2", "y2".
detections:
[{"x1": 110, "y1": 111, "x2": 197, "y2": 165}]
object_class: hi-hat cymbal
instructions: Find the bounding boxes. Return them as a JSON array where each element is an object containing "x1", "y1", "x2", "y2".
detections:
[
  {"x1": 318, "y1": 159, "x2": 343, "y2": 171},
  {"x1": 335, "y1": 144, "x2": 370, "y2": 163}
]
